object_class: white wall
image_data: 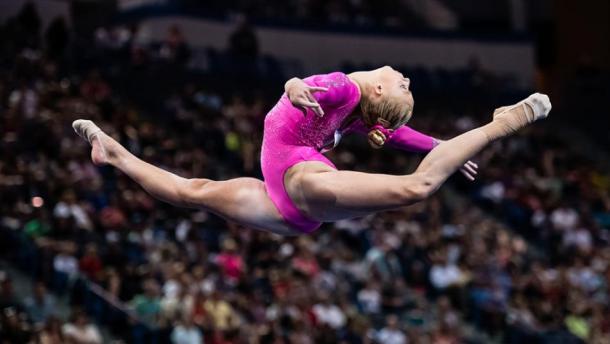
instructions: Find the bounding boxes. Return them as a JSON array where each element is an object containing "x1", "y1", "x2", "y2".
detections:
[{"x1": 139, "y1": 16, "x2": 535, "y2": 88}]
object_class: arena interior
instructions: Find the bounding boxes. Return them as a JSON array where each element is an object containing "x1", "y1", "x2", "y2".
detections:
[{"x1": 0, "y1": 0, "x2": 609, "y2": 343}]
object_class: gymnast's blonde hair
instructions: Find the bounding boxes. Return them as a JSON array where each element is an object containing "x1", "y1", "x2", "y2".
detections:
[{"x1": 360, "y1": 94, "x2": 413, "y2": 149}]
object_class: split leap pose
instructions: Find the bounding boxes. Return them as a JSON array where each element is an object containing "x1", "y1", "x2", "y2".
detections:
[{"x1": 73, "y1": 66, "x2": 551, "y2": 236}]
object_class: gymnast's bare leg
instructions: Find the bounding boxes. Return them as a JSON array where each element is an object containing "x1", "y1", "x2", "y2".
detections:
[{"x1": 72, "y1": 120, "x2": 295, "y2": 235}]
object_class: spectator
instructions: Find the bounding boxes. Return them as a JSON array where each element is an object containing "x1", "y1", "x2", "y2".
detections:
[
  {"x1": 45, "y1": 17, "x2": 68, "y2": 61},
  {"x1": 53, "y1": 246, "x2": 79, "y2": 281},
  {"x1": 161, "y1": 278, "x2": 193, "y2": 321},
  {"x1": 375, "y1": 315, "x2": 407, "y2": 344},
  {"x1": 171, "y1": 315, "x2": 203, "y2": 344},
  {"x1": 215, "y1": 238, "x2": 244, "y2": 285},
  {"x1": 228, "y1": 16, "x2": 259, "y2": 60},
  {"x1": 228, "y1": 16, "x2": 259, "y2": 77},
  {"x1": 23, "y1": 282, "x2": 56, "y2": 325},
  {"x1": 80, "y1": 70, "x2": 111, "y2": 104},
  {"x1": 159, "y1": 25, "x2": 190, "y2": 65},
  {"x1": 62, "y1": 311, "x2": 102, "y2": 344},
  {"x1": 0, "y1": 274, "x2": 21, "y2": 311},
  {"x1": 357, "y1": 279, "x2": 382, "y2": 316},
  {"x1": 8, "y1": 81, "x2": 39, "y2": 119},
  {"x1": 550, "y1": 203, "x2": 580, "y2": 231},
  {"x1": 79, "y1": 244, "x2": 103, "y2": 281},
  {"x1": 53, "y1": 191, "x2": 93, "y2": 231},
  {"x1": 291, "y1": 241, "x2": 320, "y2": 278},
  {"x1": 131, "y1": 279, "x2": 162, "y2": 325},
  {"x1": 203, "y1": 290, "x2": 239, "y2": 331},
  {"x1": 365, "y1": 235, "x2": 402, "y2": 284},
  {"x1": 312, "y1": 292, "x2": 346, "y2": 329},
  {"x1": 38, "y1": 316, "x2": 65, "y2": 344},
  {"x1": 0, "y1": 306, "x2": 33, "y2": 343},
  {"x1": 429, "y1": 248, "x2": 466, "y2": 291}
]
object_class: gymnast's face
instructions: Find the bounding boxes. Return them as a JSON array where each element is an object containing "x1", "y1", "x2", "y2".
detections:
[{"x1": 375, "y1": 66, "x2": 415, "y2": 124}]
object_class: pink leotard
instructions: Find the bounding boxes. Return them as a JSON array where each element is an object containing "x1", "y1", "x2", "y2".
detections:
[{"x1": 261, "y1": 72, "x2": 436, "y2": 233}]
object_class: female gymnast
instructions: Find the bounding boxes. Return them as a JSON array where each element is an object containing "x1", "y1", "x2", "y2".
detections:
[{"x1": 73, "y1": 66, "x2": 551, "y2": 236}]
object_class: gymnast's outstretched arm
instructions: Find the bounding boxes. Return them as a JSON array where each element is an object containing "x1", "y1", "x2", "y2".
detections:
[{"x1": 346, "y1": 120, "x2": 479, "y2": 180}]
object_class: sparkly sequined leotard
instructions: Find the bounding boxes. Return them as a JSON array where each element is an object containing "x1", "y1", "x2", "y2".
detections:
[{"x1": 261, "y1": 72, "x2": 436, "y2": 233}]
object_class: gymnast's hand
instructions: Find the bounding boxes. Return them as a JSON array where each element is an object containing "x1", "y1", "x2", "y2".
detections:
[
  {"x1": 460, "y1": 160, "x2": 478, "y2": 181},
  {"x1": 285, "y1": 78, "x2": 328, "y2": 117}
]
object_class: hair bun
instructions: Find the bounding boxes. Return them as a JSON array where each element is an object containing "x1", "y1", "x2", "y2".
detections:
[{"x1": 367, "y1": 129, "x2": 386, "y2": 149}]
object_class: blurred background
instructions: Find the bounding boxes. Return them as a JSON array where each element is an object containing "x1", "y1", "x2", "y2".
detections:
[{"x1": 0, "y1": 0, "x2": 609, "y2": 343}]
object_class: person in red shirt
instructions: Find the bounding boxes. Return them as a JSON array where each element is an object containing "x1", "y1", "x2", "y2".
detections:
[{"x1": 79, "y1": 244, "x2": 103, "y2": 281}]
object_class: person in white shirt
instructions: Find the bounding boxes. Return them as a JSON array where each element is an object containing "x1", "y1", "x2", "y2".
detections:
[
  {"x1": 376, "y1": 315, "x2": 407, "y2": 344},
  {"x1": 550, "y1": 205, "x2": 579, "y2": 231},
  {"x1": 357, "y1": 279, "x2": 381, "y2": 315},
  {"x1": 53, "y1": 249, "x2": 78, "y2": 277},
  {"x1": 429, "y1": 252, "x2": 464, "y2": 290},
  {"x1": 171, "y1": 316, "x2": 203, "y2": 344},
  {"x1": 312, "y1": 293, "x2": 346, "y2": 329},
  {"x1": 62, "y1": 311, "x2": 102, "y2": 344}
]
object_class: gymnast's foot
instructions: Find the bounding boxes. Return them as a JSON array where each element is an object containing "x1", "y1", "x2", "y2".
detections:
[
  {"x1": 72, "y1": 119, "x2": 121, "y2": 166},
  {"x1": 483, "y1": 93, "x2": 551, "y2": 141}
]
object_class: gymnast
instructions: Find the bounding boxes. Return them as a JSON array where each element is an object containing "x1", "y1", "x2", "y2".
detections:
[{"x1": 73, "y1": 66, "x2": 551, "y2": 236}]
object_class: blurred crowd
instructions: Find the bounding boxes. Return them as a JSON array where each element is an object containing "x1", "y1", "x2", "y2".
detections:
[
  {"x1": 0, "y1": 273, "x2": 103, "y2": 344},
  {"x1": 1, "y1": 3, "x2": 610, "y2": 344}
]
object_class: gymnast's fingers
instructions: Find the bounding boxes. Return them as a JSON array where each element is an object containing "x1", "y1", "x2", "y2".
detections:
[
  {"x1": 299, "y1": 99, "x2": 321, "y2": 109},
  {"x1": 305, "y1": 92, "x2": 324, "y2": 116},
  {"x1": 298, "y1": 99, "x2": 324, "y2": 116},
  {"x1": 307, "y1": 86, "x2": 329, "y2": 93},
  {"x1": 466, "y1": 160, "x2": 478, "y2": 169},
  {"x1": 463, "y1": 163, "x2": 478, "y2": 175},
  {"x1": 460, "y1": 168, "x2": 476, "y2": 181},
  {"x1": 310, "y1": 104, "x2": 324, "y2": 117}
]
